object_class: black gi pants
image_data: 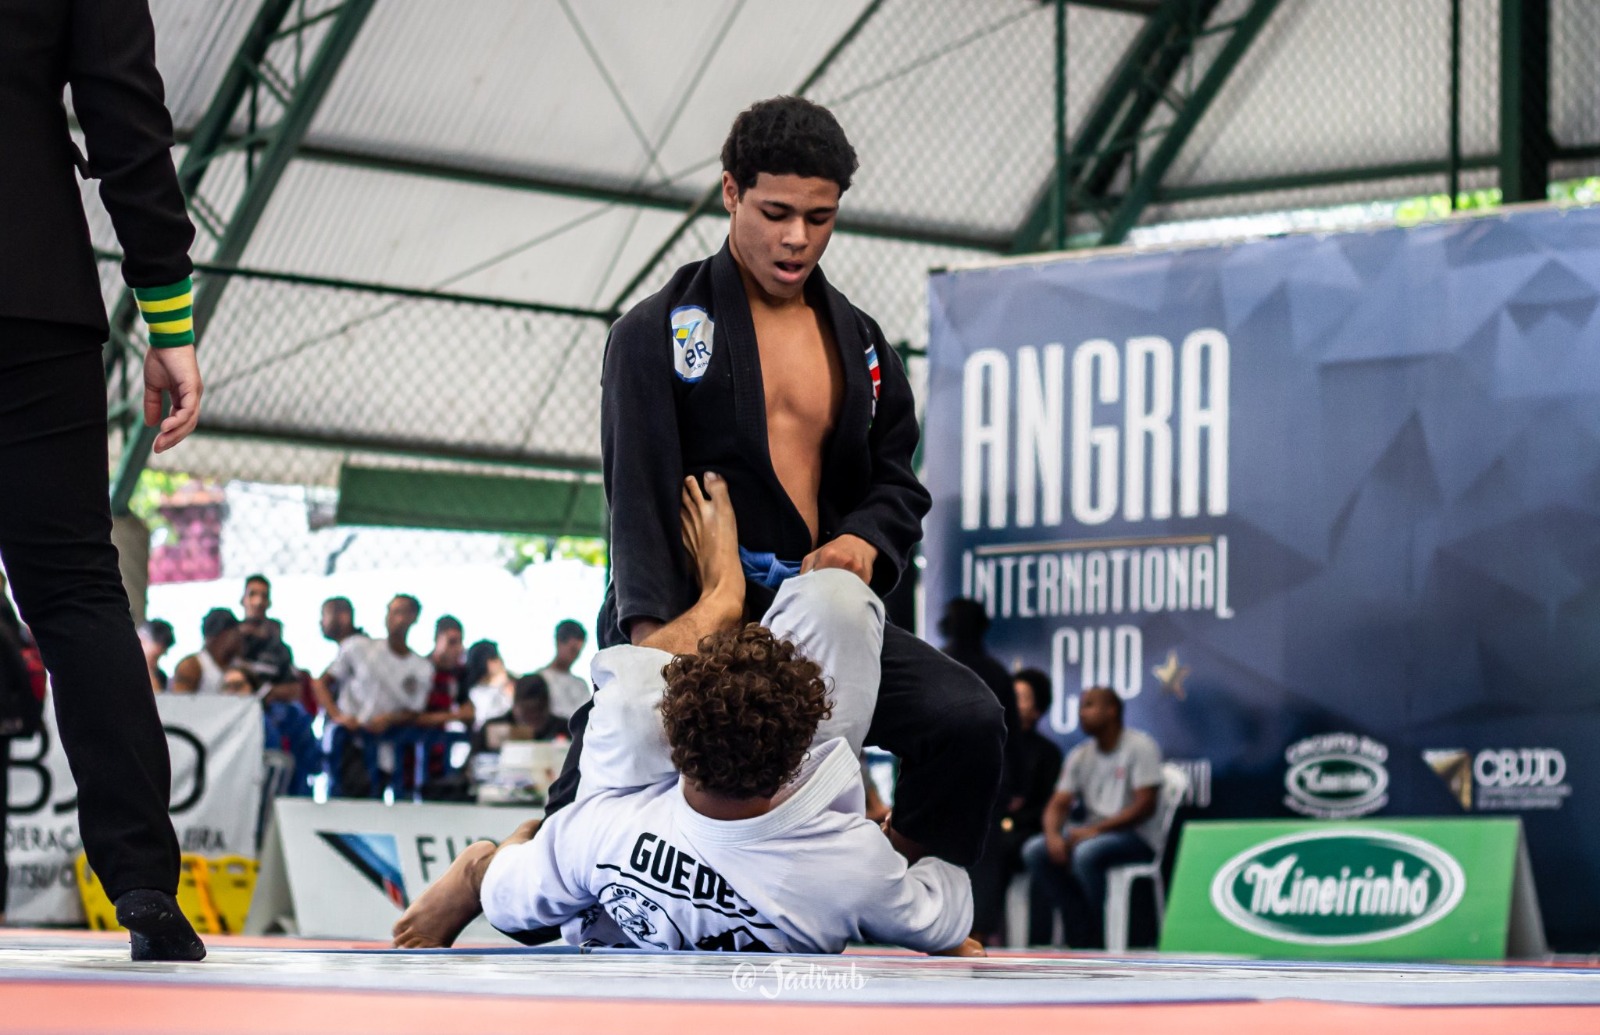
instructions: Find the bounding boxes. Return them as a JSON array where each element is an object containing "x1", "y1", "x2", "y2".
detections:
[
  {"x1": 546, "y1": 581, "x2": 1008, "y2": 866},
  {"x1": 0, "y1": 318, "x2": 180, "y2": 902}
]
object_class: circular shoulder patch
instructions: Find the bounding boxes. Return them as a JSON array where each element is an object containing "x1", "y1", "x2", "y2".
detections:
[{"x1": 670, "y1": 306, "x2": 715, "y2": 382}]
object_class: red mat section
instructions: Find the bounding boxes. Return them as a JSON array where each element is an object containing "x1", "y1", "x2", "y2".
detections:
[{"x1": 3, "y1": 982, "x2": 1597, "y2": 1035}]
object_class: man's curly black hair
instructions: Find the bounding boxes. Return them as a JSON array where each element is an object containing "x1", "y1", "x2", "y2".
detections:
[
  {"x1": 721, "y1": 95, "x2": 858, "y2": 195},
  {"x1": 659, "y1": 625, "x2": 833, "y2": 799}
]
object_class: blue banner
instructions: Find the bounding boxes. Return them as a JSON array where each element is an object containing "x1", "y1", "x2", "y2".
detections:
[{"x1": 923, "y1": 205, "x2": 1600, "y2": 952}]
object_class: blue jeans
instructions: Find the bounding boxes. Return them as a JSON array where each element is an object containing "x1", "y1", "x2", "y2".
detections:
[{"x1": 1022, "y1": 828, "x2": 1153, "y2": 948}]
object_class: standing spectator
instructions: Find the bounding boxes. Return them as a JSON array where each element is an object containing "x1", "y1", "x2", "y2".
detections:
[
  {"x1": 463, "y1": 640, "x2": 513, "y2": 731},
  {"x1": 320, "y1": 595, "x2": 363, "y2": 644},
  {"x1": 310, "y1": 596, "x2": 367, "y2": 713},
  {"x1": 937, "y1": 598, "x2": 1023, "y2": 812},
  {"x1": 423, "y1": 614, "x2": 468, "y2": 718},
  {"x1": 322, "y1": 595, "x2": 434, "y2": 795},
  {"x1": 238, "y1": 575, "x2": 299, "y2": 702},
  {"x1": 1, "y1": 0, "x2": 205, "y2": 961},
  {"x1": 137, "y1": 619, "x2": 175, "y2": 691},
  {"x1": 537, "y1": 619, "x2": 589, "y2": 723},
  {"x1": 417, "y1": 615, "x2": 473, "y2": 742},
  {"x1": 968, "y1": 668, "x2": 1064, "y2": 945},
  {"x1": 1022, "y1": 686, "x2": 1162, "y2": 948},
  {"x1": 170, "y1": 610, "x2": 243, "y2": 695}
]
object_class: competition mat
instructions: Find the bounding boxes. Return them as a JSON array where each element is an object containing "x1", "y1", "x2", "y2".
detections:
[{"x1": 1, "y1": 928, "x2": 1596, "y2": 1034}]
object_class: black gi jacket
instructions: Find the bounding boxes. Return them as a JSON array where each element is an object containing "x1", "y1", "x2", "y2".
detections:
[
  {"x1": 0, "y1": 0, "x2": 194, "y2": 337},
  {"x1": 599, "y1": 241, "x2": 930, "y2": 645}
]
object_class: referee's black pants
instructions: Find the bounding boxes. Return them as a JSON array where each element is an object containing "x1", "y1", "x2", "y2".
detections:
[
  {"x1": 0, "y1": 318, "x2": 180, "y2": 902},
  {"x1": 547, "y1": 581, "x2": 1008, "y2": 867}
]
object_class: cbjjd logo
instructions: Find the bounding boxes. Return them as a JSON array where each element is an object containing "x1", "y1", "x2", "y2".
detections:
[
  {"x1": 1283, "y1": 733, "x2": 1389, "y2": 818},
  {"x1": 1210, "y1": 829, "x2": 1466, "y2": 945},
  {"x1": 1423, "y1": 748, "x2": 1570, "y2": 811}
]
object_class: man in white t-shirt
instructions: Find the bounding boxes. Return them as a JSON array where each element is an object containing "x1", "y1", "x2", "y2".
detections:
[
  {"x1": 392, "y1": 473, "x2": 978, "y2": 956},
  {"x1": 318, "y1": 594, "x2": 434, "y2": 795},
  {"x1": 1021, "y1": 687, "x2": 1162, "y2": 948},
  {"x1": 538, "y1": 619, "x2": 589, "y2": 723}
]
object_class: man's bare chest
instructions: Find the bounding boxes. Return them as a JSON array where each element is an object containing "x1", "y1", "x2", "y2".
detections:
[{"x1": 752, "y1": 308, "x2": 844, "y2": 427}]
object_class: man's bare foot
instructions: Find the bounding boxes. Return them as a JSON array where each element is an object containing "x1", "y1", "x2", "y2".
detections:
[
  {"x1": 680, "y1": 473, "x2": 741, "y2": 599},
  {"x1": 392, "y1": 839, "x2": 496, "y2": 948}
]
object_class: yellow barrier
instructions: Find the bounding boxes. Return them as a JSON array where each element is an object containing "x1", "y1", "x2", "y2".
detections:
[
  {"x1": 207, "y1": 855, "x2": 260, "y2": 934},
  {"x1": 74, "y1": 852, "x2": 255, "y2": 935}
]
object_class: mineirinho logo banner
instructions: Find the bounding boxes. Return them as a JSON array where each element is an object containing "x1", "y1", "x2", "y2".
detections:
[{"x1": 1160, "y1": 818, "x2": 1543, "y2": 959}]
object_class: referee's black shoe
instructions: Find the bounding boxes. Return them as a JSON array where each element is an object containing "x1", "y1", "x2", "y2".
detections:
[{"x1": 114, "y1": 889, "x2": 207, "y2": 962}]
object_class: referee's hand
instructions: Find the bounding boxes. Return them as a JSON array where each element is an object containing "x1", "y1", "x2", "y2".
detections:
[{"x1": 144, "y1": 345, "x2": 202, "y2": 453}]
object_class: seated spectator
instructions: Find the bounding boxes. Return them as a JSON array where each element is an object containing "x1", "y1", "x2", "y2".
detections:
[
  {"x1": 138, "y1": 619, "x2": 175, "y2": 691},
  {"x1": 220, "y1": 665, "x2": 258, "y2": 696},
  {"x1": 238, "y1": 574, "x2": 300, "y2": 703},
  {"x1": 509, "y1": 674, "x2": 567, "y2": 742},
  {"x1": 170, "y1": 609, "x2": 243, "y2": 694},
  {"x1": 474, "y1": 673, "x2": 566, "y2": 754},
  {"x1": 1021, "y1": 686, "x2": 1161, "y2": 948},
  {"x1": 537, "y1": 619, "x2": 589, "y2": 724},
  {"x1": 463, "y1": 640, "x2": 514, "y2": 731},
  {"x1": 968, "y1": 668, "x2": 1064, "y2": 945},
  {"x1": 319, "y1": 594, "x2": 435, "y2": 796}
]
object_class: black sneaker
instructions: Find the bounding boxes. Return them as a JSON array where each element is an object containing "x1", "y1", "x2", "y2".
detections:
[{"x1": 113, "y1": 889, "x2": 207, "y2": 962}]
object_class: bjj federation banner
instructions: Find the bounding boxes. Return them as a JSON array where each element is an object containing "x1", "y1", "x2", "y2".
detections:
[
  {"x1": 5, "y1": 693, "x2": 264, "y2": 923},
  {"x1": 257, "y1": 797, "x2": 522, "y2": 942},
  {"x1": 922, "y1": 204, "x2": 1600, "y2": 951}
]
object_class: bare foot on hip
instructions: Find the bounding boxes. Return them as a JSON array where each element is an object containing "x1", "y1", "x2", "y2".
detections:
[{"x1": 680, "y1": 472, "x2": 741, "y2": 598}]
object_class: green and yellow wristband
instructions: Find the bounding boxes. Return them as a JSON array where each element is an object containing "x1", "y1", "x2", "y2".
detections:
[{"x1": 132, "y1": 276, "x2": 195, "y2": 348}]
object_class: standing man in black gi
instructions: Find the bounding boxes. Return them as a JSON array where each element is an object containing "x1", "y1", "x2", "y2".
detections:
[
  {"x1": 1, "y1": 0, "x2": 205, "y2": 960},
  {"x1": 548, "y1": 96, "x2": 1006, "y2": 871}
]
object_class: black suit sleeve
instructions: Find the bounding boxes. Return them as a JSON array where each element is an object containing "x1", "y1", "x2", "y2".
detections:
[
  {"x1": 601, "y1": 317, "x2": 688, "y2": 634},
  {"x1": 835, "y1": 321, "x2": 932, "y2": 595},
  {"x1": 67, "y1": 0, "x2": 194, "y2": 289}
]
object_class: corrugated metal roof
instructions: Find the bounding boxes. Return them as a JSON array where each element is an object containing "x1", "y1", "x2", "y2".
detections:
[
  {"x1": 69, "y1": 0, "x2": 1600, "y2": 486},
  {"x1": 305, "y1": 0, "x2": 868, "y2": 187}
]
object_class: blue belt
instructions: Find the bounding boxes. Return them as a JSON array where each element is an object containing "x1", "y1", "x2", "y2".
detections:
[{"x1": 739, "y1": 546, "x2": 803, "y2": 590}]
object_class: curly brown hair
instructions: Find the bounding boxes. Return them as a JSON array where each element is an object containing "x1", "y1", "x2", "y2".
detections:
[{"x1": 659, "y1": 625, "x2": 833, "y2": 800}]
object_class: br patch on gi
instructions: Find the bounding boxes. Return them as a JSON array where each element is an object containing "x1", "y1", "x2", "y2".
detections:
[{"x1": 670, "y1": 306, "x2": 715, "y2": 382}]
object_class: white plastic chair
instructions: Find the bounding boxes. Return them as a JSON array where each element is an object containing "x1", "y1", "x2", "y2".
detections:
[{"x1": 1102, "y1": 762, "x2": 1189, "y2": 953}]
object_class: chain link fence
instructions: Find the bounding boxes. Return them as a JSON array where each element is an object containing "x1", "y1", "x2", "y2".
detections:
[{"x1": 99, "y1": 257, "x2": 612, "y2": 682}]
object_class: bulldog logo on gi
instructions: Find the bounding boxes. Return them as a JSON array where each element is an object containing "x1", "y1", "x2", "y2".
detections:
[
  {"x1": 598, "y1": 883, "x2": 684, "y2": 950},
  {"x1": 670, "y1": 305, "x2": 715, "y2": 382}
]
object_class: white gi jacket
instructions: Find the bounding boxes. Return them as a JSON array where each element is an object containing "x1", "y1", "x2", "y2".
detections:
[{"x1": 479, "y1": 573, "x2": 973, "y2": 953}]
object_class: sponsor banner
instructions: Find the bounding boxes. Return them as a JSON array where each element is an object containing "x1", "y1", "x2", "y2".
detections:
[
  {"x1": 4, "y1": 693, "x2": 263, "y2": 924},
  {"x1": 251, "y1": 797, "x2": 533, "y2": 941},
  {"x1": 923, "y1": 203, "x2": 1600, "y2": 948},
  {"x1": 1161, "y1": 818, "x2": 1541, "y2": 959},
  {"x1": 1283, "y1": 733, "x2": 1389, "y2": 819}
]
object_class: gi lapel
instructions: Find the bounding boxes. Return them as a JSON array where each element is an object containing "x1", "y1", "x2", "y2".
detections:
[
  {"x1": 809, "y1": 263, "x2": 872, "y2": 496},
  {"x1": 709, "y1": 243, "x2": 770, "y2": 464}
]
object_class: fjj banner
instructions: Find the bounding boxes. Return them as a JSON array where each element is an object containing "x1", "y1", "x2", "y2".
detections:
[
  {"x1": 923, "y1": 204, "x2": 1600, "y2": 951},
  {"x1": 5, "y1": 693, "x2": 264, "y2": 923}
]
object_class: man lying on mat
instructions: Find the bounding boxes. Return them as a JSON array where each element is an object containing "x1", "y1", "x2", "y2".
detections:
[{"x1": 393, "y1": 473, "x2": 980, "y2": 955}]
